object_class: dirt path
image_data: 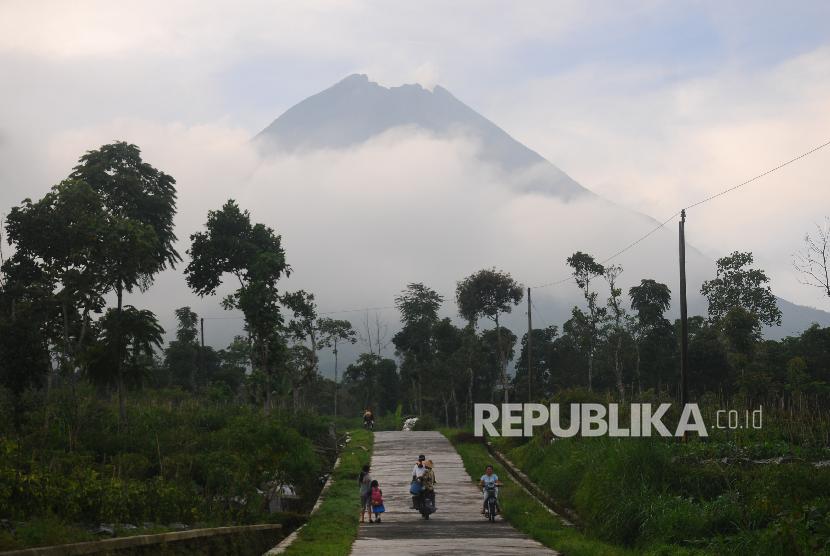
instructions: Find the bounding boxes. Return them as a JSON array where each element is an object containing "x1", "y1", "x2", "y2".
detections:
[{"x1": 349, "y1": 431, "x2": 558, "y2": 555}]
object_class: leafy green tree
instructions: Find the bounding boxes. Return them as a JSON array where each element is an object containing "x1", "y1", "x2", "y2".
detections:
[
  {"x1": 284, "y1": 290, "x2": 320, "y2": 412},
  {"x1": 431, "y1": 317, "x2": 466, "y2": 425},
  {"x1": 701, "y1": 251, "x2": 781, "y2": 327},
  {"x1": 185, "y1": 200, "x2": 289, "y2": 414},
  {"x1": 70, "y1": 142, "x2": 180, "y2": 419},
  {"x1": 718, "y1": 306, "x2": 761, "y2": 377},
  {"x1": 4, "y1": 180, "x2": 109, "y2": 381},
  {"x1": 566, "y1": 252, "x2": 606, "y2": 391},
  {"x1": 479, "y1": 327, "x2": 517, "y2": 402},
  {"x1": 513, "y1": 326, "x2": 558, "y2": 401},
  {"x1": 89, "y1": 306, "x2": 164, "y2": 390},
  {"x1": 164, "y1": 307, "x2": 200, "y2": 390},
  {"x1": 344, "y1": 353, "x2": 398, "y2": 413},
  {"x1": 456, "y1": 268, "x2": 523, "y2": 402},
  {"x1": 317, "y1": 318, "x2": 357, "y2": 417},
  {"x1": 393, "y1": 283, "x2": 444, "y2": 415},
  {"x1": 629, "y1": 279, "x2": 672, "y2": 395}
]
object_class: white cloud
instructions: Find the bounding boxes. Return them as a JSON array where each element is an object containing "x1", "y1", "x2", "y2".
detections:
[{"x1": 488, "y1": 46, "x2": 830, "y2": 311}]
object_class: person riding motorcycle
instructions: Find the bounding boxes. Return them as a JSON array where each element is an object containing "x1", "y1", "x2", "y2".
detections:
[
  {"x1": 363, "y1": 408, "x2": 375, "y2": 430},
  {"x1": 479, "y1": 465, "x2": 502, "y2": 516},
  {"x1": 417, "y1": 459, "x2": 436, "y2": 517},
  {"x1": 411, "y1": 455, "x2": 426, "y2": 509}
]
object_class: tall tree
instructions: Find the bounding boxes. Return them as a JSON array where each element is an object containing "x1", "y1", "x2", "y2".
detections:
[
  {"x1": 185, "y1": 200, "x2": 290, "y2": 414},
  {"x1": 456, "y1": 268, "x2": 523, "y2": 402},
  {"x1": 566, "y1": 252, "x2": 606, "y2": 391},
  {"x1": 90, "y1": 306, "x2": 164, "y2": 391},
  {"x1": 629, "y1": 279, "x2": 672, "y2": 395},
  {"x1": 318, "y1": 318, "x2": 357, "y2": 417},
  {"x1": 70, "y1": 142, "x2": 180, "y2": 420},
  {"x1": 164, "y1": 307, "x2": 200, "y2": 390},
  {"x1": 604, "y1": 264, "x2": 627, "y2": 401},
  {"x1": 4, "y1": 180, "x2": 109, "y2": 383},
  {"x1": 344, "y1": 353, "x2": 398, "y2": 413},
  {"x1": 701, "y1": 251, "x2": 781, "y2": 327},
  {"x1": 393, "y1": 283, "x2": 444, "y2": 415},
  {"x1": 513, "y1": 326, "x2": 558, "y2": 401},
  {"x1": 284, "y1": 290, "x2": 320, "y2": 412}
]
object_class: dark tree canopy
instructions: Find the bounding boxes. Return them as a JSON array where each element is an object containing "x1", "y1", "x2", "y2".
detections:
[
  {"x1": 701, "y1": 251, "x2": 782, "y2": 327},
  {"x1": 185, "y1": 200, "x2": 290, "y2": 413},
  {"x1": 71, "y1": 141, "x2": 180, "y2": 279},
  {"x1": 455, "y1": 268, "x2": 523, "y2": 326},
  {"x1": 629, "y1": 279, "x2": 672, "y2": 327}
]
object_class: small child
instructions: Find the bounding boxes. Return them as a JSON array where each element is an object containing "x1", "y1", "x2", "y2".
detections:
[{"x1": 370, "y1": 479, "x2": 385, "y2": 523}]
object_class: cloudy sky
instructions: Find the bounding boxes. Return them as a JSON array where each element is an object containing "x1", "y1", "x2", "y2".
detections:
[{"x1": 2, "y1": 1, "x2": 830, "y2": 356}]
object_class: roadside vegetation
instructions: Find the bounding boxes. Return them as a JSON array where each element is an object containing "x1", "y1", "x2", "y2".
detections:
[
  {"x1": 281, "y1": 428, "x2": 373, "y2": 556},
  {"x1": 493, "y1": 415, "x2": 830, "y2": 555},
  {"x1": 0, "y1": 386, "x2": 323, "y2": 550},
  {"x1": 444, "y1": 429, "x2": 637, "y2": 556}
]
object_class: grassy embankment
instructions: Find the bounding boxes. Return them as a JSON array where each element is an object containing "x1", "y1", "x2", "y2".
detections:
[
  {"x1": 281, "y1": 427, "x2": 374, "y2": 556},
  {"x1": 497, "y1": 431, "x2": 830, "y2": 555},
  {"x1": 443, "y1": 428, "x2": 644, "y2": 556}
]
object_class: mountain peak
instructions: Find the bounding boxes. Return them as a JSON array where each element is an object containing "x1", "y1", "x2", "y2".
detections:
[{"x1": 255, "y1": 74, "x2": 589, "y2": 199}]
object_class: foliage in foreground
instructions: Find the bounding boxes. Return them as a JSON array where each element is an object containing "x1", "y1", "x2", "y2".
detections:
[
  {"x1": 443, "y1": 429, "x2": 642, "y2": 556},
  {"x1": 0, "y1": 386, "x2": 328, "y2": 550},
  {"x1": 281, "y1": 428, "x2": 373, "y2": 556},
  {"x1": 502, "y1": 433, "x2": 830, "y2": 555}
]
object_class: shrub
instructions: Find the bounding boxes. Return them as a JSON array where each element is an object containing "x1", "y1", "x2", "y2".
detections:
[{"x1": 413, "y1": 415, "x2": 437, "y2": 431}]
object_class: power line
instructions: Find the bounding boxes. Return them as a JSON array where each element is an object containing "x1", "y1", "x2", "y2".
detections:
[
  {"x1": 204, "y1": 139, "x2": 830, "y2": 324},
  {"x1": 529, "y1": 298, "x2": 551, "y2": 330},
  {"x1": 684, "y1": 139, "x2": 830, "y2": 211},
  {"x1": 530, "y1": 138, "x2": 830, "y2": 290},
  {"x1": 318, "y1": 305, "x2": 396, "y2": 316}
]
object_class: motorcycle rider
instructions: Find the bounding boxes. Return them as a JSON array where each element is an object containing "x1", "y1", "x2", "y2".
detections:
[
  {"x1": 419, "y1": 459, "x2": 436, "y2": 516},
  {"x1": 411, "y1": 455, "x2": 426, "y2": 509},
  {"x1": 363, "y1": 408, "x2": 375, "y2": 430},
  {"x1": 479, "y1": 465, "x2": 502, "y2": 515}
]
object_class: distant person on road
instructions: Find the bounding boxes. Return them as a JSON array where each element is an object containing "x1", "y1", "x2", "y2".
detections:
[
  {"x1": 422, "y1": 459, "x2": 436, "y2": 491},
  {"x1": 411, "y1": 454, "x2": 427, "y2": 509},
  {"x1": 358, "y1": 464, "x2": 373, "y2": 523},
  {"x1": 363, "y1": 408, "x2": 375, "y2": 430},
  {"x1": 412, "y1": 454, "x2": 427, "y2": 481},
  {"x1": 420, "y1": 459, "x2": 437, "y2": 514},
  {"x1": 370, "y1": 479, "x2": 385, "y2": 523},
  {"x1": 480, "y1": 465, "x2": 502, "y2": 514}
]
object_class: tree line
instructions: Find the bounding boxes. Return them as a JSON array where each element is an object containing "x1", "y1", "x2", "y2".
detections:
[{"x1": 1, "y1": 141, "x2": 829, "y2": 428}]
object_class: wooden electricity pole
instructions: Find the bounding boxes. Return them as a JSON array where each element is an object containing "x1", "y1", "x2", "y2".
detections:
[
  {"x1": 527, "y1": 287, "x2": 533, "y2": 401},
  {"x1": 678, "y1": 210, "x2": 689, "y2": 421},
  {"x1": 200, "y1": 317, "x2": 206, "y2": 379}
]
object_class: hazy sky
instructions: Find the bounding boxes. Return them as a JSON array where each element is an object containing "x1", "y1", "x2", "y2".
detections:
[{"x1": 2, "y1": 1, "x2": 830, "y2": 358}]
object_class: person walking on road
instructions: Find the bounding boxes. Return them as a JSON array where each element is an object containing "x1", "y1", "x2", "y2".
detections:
[
  {"x1": 358, "y1": 464, "x2": 373, "y2": 523},
  {"x1": 370, "y1": 480, "x2": 385, "y2": 523}
]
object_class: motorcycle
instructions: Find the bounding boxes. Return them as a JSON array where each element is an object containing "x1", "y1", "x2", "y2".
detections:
[
  {"x1": 416, "y1": 490, "x2": 436, "y2": 519},
  {"x1": 483, "y1": 483, "x2": 498, "y2": 521},
  {"x1": 363, "y1": 418, "x2": 374, "y2": 431}
]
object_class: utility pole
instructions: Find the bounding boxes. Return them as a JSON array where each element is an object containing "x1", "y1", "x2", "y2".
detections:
[
  {"x1": 200, "y1": 317, "x2": 206, "y2": 380},
  {"x1": 527, "y1": 287, "x2": 533, "y2": 401},
  {"x1": 678, "y1": 209, "x2": 689, "y2": 436},
  {"x1": 333, "y1": 340, "x2": 339, "y2": 419}
]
